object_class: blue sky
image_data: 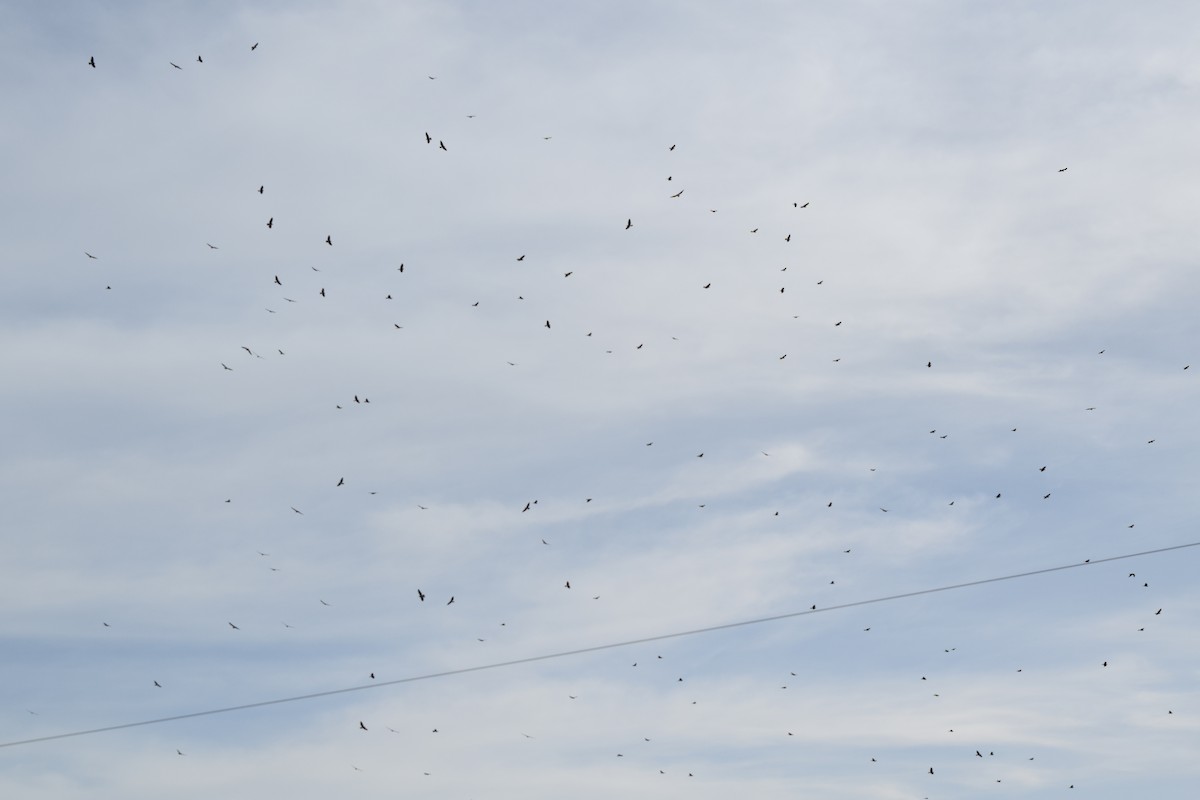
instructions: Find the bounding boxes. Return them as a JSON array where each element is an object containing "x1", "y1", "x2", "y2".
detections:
[{"x1": 2, "y1": 1, "x2": 1198, "y2": 797}]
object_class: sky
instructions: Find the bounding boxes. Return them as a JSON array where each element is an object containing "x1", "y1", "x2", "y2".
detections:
[{"x1": 2, "y1": 0, "x2": 1199, "y2": 796}]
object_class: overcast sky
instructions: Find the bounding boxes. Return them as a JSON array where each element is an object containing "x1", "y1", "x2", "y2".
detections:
[{"x1": 2, "y1": 1, "x2": 1199, "y2": 797}]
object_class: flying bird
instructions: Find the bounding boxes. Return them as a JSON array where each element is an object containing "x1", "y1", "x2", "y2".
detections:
[
  {"x1": 258, "y1": 185, "x2": 263, "y2": 194},
  {"x1": 206, "y1": 243, "x2": 218, "y2": 249},
  {"x1": 1058, "y1": 167, "x2": 1068, "y2": 172},
  {"x1": 417, "y1": 589, "x2": 425, "y2": 601},
  {"x1": 88, "y1": 56, "x2": 96, "y2": 68},
  {"x1": 266, "y1": 217, "x2": 273, "y2": 229},
  {"x1": 84, "y1": 252, "x2": 98, "y2": 259},
  {"x1": 170, "y1": 62, "x2": 182, "y2": 69},
  {"x1": 251, "y1": 42, "x2": 259, "y2": 50},
  {"x1": 359, "y1": 721, "x2": 368, "y2": 731},
  {"x1": 197, "y1": 55, "x2": 203, "y2": 63},
  {"x1": 446, "y1": 596, "x2": 455, "y2": 605},
  {"x1": 228, "y1": 622, "x2": 240, "y2": 630},
  {"x1": 325, "y1": 235, "x2": 332, "y2": 245},
  {"x1": 626, "y1": 218, "x2": 632, "y2": 229},
  {"x1": 425, "y1": 132, "x2": 432, "y2": 143},
  {"x1": 439, "y1": 140, "x2": 447, "y2": 151}
]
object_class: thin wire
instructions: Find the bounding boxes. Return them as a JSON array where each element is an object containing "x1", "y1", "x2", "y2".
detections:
[{"x1": 3, "y1": 539, "x2": 1196, "y2": 749}]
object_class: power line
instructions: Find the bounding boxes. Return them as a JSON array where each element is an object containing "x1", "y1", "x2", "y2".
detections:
[{"x1": 3, "y1": 539, "x2": 1196, "y2": 749}]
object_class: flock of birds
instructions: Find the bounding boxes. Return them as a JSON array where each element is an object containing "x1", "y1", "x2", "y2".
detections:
[{"x1": 60, "y1": 40, "x2": 1191, "y2": 796}]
